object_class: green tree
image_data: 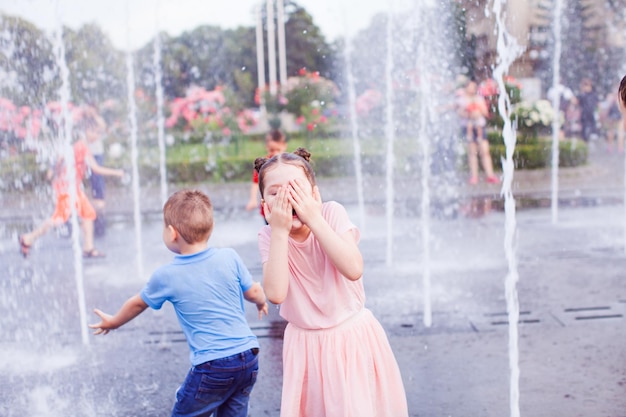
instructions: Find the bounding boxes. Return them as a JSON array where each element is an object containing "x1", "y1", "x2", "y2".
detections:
[
  {"x1": 134, "y1": 1, "x2": 335, "y2": 108},
  {"x1": 137, "y1": 25, "x2": 258, "y2": 105},
  {"x1": 282, "y1": 1, "x2": 334, "y2": 79},
  {"x1": 0, "y1": 14, "x2": 56, "y2": 106},
  {"x1": 63, "y1": 23, "x2": 125, "y2": 105}
]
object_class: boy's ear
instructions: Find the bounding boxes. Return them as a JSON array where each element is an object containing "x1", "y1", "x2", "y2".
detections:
[{"x1": 166, "y1": 224, "x2": 178, "y2": 241}]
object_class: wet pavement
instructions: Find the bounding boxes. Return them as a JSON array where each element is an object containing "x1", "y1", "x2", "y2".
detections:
[{"x1": 1, "y1": 145, "x2": 625, "y2": 416}]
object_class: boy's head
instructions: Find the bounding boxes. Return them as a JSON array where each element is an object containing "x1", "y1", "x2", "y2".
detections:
[
  {"x1": 163, "y1": 190, "x2": 214, "y2": 244},
  {"x1": 265, "y1": 129, "x2": 287, "y2": 158}
]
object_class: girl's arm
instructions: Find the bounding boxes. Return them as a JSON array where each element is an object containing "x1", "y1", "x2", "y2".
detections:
[
  {"x1": 307, "y1": 221, "x2": 363, "y2": 281},
  {"x1": 262, "y1": 186, "x2": 292, "y2": 304},
  {"x1": 477, "y1": 96, "x2": 489, "y2": 117},
  {"x1": 246, "y1": 182, "x2": 259, "y2": 211},
  {"x1": 85, "y1": 151, "x2": 124, "y2": 178},
  {"x1": 289, "y1": 179, "x2": 363, "y2": 281},
  {"x1": 89, "y1": 294, "x2": 148, "y2": 335}
]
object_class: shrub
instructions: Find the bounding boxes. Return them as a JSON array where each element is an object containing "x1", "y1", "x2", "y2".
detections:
[
  {"x1": 489, "y1": 138, "x2": 587, "y2": 170},
  {"x1": 3, "y1": 134, "x2": 589, "y2": 192}
]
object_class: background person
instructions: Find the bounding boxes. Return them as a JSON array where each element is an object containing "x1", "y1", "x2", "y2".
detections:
[
  {"x1": 245, "y1": 128, "x2": 287, "y2": 217},
  {"x1": 619, "y1": 75, "x2": 626, "y2": 127},
  {"x1": 19, "y1": 115, "x2": 124, "y2": 259},
  {"x1": 577, "y1": 77, "x2": 599, "y2": 143},
  {"x1": 457, "y1": 80, "x2": 499, "y2": 185},
  {"x1": 599, "y1": 89, "x2": 624, "y2": 153},
  {"x1": 83, "y1": 106, "x2": 109, "y2": 236}
]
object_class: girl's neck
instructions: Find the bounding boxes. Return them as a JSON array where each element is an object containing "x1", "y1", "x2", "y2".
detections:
[{"x1": 289, "y1": 225, "x2": 311, "y2": 243}]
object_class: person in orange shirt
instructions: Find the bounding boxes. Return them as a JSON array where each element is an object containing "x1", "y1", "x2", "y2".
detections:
[{"x1": 19, "y1": 115, "x2": 124, "y2": 259}]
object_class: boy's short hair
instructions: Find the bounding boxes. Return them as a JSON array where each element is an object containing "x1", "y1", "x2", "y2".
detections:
[{"x1": 163, "y1": 190, "x2": 214, "y2": 244}]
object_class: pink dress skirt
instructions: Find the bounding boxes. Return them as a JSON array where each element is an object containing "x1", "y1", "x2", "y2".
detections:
[{"x1": 279, "y1": 308, "x2": 409, "y2": 417}]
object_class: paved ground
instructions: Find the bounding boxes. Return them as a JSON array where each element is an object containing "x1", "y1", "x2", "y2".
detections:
[{"x1": 1, "y1": 143, "x2": 625, "y2": 416}]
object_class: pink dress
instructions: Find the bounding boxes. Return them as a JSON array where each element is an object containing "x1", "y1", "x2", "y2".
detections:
[{"x1": 258, "y1": 201, "x2": 408, "y2": 417}]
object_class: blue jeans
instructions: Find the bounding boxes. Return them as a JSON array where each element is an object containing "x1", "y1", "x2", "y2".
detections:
[{"x1": 172, "y1": 348, "x2": 259, "y2": 417}]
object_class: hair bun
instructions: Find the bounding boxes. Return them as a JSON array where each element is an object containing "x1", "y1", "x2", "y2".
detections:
[
  {"x1": 254, "y1": 157, "x2": 268, "y2": 173},
  {"x1": 293, "y1": 147, "x2": 311, "y2": 162}
]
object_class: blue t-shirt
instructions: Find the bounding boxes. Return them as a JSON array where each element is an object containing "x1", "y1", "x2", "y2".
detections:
[{"x1": 140, "y1": 247, "x2": 259, "y2": 365}]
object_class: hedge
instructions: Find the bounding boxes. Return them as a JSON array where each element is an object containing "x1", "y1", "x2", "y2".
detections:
[
  {"x1": 488, "y1": 139, "x2": 588, "y2": 170},
  {"x1": 1, "y1": 136, "x2": 588, "y2": 191}
]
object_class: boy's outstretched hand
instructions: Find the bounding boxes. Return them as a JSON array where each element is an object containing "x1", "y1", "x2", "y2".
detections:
[
  {"x1": 88, "y1": 294, "x2": 148, "y2": 336},
  {"x1": 257, "y1": 302, "x2": 269, "y2": 320},
  {"x1": 89, "y1": 308, "x2": 115, "y2": 335}
]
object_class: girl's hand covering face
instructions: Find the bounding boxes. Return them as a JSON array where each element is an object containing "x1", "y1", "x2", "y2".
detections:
[
  {"x1": 264, "y1": 185, "x2": 293, "y2": 231},
  {"x1": 288, "y1": 178, "x2": 322, "y2": 225}
]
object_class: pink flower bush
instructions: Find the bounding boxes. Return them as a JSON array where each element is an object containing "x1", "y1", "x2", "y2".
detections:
[
  {"x1": 355, "y1": 89, "x2": 383, "y2": 116},
  {"x1": 165, "y1": 86, "x2": 258, "y2": 140},
  {"x1": 0, "y1": 98, "x2": 50, "y2": 141}
]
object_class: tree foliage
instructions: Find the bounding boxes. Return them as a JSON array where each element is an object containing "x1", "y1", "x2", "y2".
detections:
[
  {"x1": 2, "y1": 1, "x2": 335, "y2": 110},
  {"x1": 63, "y1": 24, "x2": 125, "y2": 105},
  {"x1": 135, "y1": 1, "x2": 334, "y2": 107},
  {"x1": 282, "y1": 2, "x2": 333, "y2": 79},
  {"x1": 0, "y1": 14, "x2": 56, "y2": 106}
]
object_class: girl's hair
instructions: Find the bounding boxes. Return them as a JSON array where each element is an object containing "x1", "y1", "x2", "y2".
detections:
[
  {"x1": 254, "y1": 147, "x2": 315, "y2": 198},
  {"x1": 163, "y1": 189, "x2": 214, "y2": 244},
  {"x1": 619, "y1": 75, "x2": 626, "y2": 108}
]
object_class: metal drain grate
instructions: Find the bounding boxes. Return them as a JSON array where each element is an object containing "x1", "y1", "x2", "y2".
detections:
[
  {"x1": 469, "y1": 302, "x2": 624, "y2": 332},
  {"x1": 468, "y1": 310, "x2": 548, "y2": 332},
  {"x1": 551, "y1": 304, "x2": 624, "y2": 326}
]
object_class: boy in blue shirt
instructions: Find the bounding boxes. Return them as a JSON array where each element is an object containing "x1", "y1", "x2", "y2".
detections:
[{"x1": 89, "y1": 189, "x2": 268, "y2": 417}]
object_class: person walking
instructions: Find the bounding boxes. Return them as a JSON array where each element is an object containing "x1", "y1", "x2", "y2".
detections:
[
  {"x1": 577, "y1": 78, "x2": 599, "y2": 143},
  {"x1": 19, "y1": 114, "x2": 124, "y2": 259}
]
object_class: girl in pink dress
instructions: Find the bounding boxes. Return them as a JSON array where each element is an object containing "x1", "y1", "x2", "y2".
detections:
[{"x1": 254, "y1": 148, "x2": 408, "y2": 417}]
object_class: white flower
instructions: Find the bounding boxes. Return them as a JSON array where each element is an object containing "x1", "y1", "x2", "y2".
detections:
[{"x1": 108, "y1": 143, "x2": 124, "y2": 159}]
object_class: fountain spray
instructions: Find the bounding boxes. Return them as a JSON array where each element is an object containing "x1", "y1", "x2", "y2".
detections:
[
  {"x1": 384, "y1": 6, "x2": 396, "y2": 267},
  {"x1": 52, "y1": 8, "x2": 89, "y2": 346},
  {"x1": 125, "y1": 8, "x2": 144, "y2": 280},
  {"x1": 415, "y1": 4, "x2": 433, "y2": 328},
  {"x1": 492, "y1": 0, "x2": 524, "y2": 415},
  {"x1": 343, "y1": 34, "x2": 366, "y2": 231},
  {"x1": 550, "y1": 0, "x2": 564, "y2": 224},
  {"x1": 153, "y1": 14, "x2": 168, "y2": 207}
]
